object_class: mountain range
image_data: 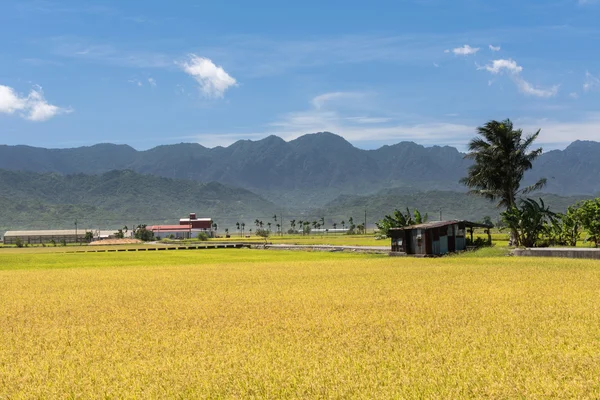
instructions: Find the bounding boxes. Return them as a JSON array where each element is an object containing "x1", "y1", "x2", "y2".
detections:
[
  {"x1": 1, "y1": 132, "x2": 598, "y2": 209},
  {"x1": 0, "y1": 132, "x2": 598, "y2": 233}
]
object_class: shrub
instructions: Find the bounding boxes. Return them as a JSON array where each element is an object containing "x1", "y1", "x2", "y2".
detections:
[{"x1": 197, "y1": 232, "x2": 209, "y2": 241}]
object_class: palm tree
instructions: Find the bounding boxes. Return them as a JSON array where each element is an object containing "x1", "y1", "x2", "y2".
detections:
[
  {"x1": 267, "y1": 222, "x2": 272, "y2": 231},
  {"x1": 290, "y1": 219, "x2": 296, "y2": 233},
  {"x1": 460, "y1": 119, "x2": 546, "y2": 245},
  {"x1": 254, "y1": 219, "x2": 260, "y2": 228},
  {"x1": 333, "y1": 222, "x2": 337, "y2": 230},
  {"x1": 461, "y1": 119, "x2": 546, "y2": 209},
  {"x1": 341, "y1": 221, "x2": 345, "y2": 230},
  {"x1": 241, "y1": 222, "x2": 245, "y2": 236},
  {"x1": 276, "y1": 223, "x2": 281, "y2": 234}
]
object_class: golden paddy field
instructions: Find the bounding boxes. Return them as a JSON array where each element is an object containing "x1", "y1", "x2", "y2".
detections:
[{"x1": 1, "y1": 248, "x2": 600, "y2": 398}]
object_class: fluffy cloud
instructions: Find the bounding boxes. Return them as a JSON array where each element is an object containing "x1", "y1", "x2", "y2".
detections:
[
  {"x1": 0, "y1": 84, "x2": 71, "y2": 121},
  {"x1": 148, "y1": 77, "x2": 156, "y2": 87},
  {"x1": 481, "y1": 59, "x2": 557, "y2": 98},
  {"x1": 179, "y1": 54, "x2": 237, "y2": 98},
  {"x1": 451, "y1": 45, "x2": 480, "y2": 55},
  {"x1": 483, "y1": 59, "x2": 523, "y2": 74},
  {"x1": 489, "y1": 44, "x2": 501, "y2": 52}
]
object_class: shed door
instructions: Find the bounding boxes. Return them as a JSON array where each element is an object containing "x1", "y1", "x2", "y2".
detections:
[
  {"x1": 448, "y1": 225, "x2": 456, "y2": 253},
  {"x1": 439, "y1": 227, "x2": 448, "y2": 255}
]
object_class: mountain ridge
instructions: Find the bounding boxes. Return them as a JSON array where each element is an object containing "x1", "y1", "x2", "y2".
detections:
[{"x1": 1, "y1": 132, "x2": 599, "y2": 207}]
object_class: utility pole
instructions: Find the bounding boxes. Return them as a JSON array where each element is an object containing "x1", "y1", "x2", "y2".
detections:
[
  {"x1": 439, "y1": 208, "x2": 443, "y2": 221},
  {"x1": 364, "y1": 208, "x2": 367, "y2": 235},
  {"x1": 75, "y1": 219, "x2": 78, "y2": 245}
]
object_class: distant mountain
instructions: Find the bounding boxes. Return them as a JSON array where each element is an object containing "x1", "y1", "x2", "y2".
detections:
[
  {"x1": 315, "y1": 188, "x2": 593, "y2": 227},
  {"x1": 0, "y1": 169, "x2": 279, "y2": 233},
  {"x1": 1, "y1": 133, "x2": 599, "y2": 207},
  {"x1": 524, "y1": 140, "x2": 600, "y2": 196}
]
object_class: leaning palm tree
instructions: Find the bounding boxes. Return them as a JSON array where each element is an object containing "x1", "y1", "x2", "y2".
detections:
[{"x1": 460, "y1": 119, "x2": 546, "y2": 244}]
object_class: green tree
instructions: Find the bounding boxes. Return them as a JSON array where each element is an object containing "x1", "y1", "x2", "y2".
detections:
[
  {"x1": 548, "y1": 205, "x2": 581, "y2": 246},
  {"x1": 356, "y1": 223, "x2": 365, "y2": 234},
  {"x1": 501, "y1": 198, "x2": 555, "y2": 248},
  {"x1": 114, "y1": 229, "x2": 125, "y2": 239},
  {"x1": 460, "y1": 119, "x2": 546, "y2": 246},
  {"x1": 84, "y1": 231, "x2": 94, "y2": 243},
  {"x1": 303, "y1": 221, "x2": 311, "y2": 235},
  {"x1": 376, "y1": 208, "x2": 427, "y2": 237},
  {"x1": 134, "y1": 224, "x2": 154, "y2": 242},
  {"x1": 256, "y1": 228, "x2": 270, "y2": 244},
  {"x1": 576, "y1": 198, "x2": 600, "y2": 247}
]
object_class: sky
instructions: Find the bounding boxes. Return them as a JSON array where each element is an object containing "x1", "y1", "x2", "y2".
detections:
[{"x1": 1, "y1": 0, "x2": 600, "y2": 151}]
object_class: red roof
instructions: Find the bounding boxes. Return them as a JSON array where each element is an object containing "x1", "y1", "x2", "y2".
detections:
[{"x1": 149, "y1": 225, "x2": 192, "y2": 232}]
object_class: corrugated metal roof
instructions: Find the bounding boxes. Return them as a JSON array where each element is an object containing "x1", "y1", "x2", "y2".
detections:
[
  {"x1": 4, "y1": 230, "x2": 90, "y2": 237},
  {"x1": 389, "y1": 220, "x2": 492, "y2": 231}
]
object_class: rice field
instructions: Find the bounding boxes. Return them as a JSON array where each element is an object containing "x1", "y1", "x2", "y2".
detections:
[{"x1": 1, "y1": 248, "x2": 600, "y2": 398}]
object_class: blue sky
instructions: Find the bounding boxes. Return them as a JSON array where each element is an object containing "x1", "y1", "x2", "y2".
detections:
[{"x1": 1, "y1": 0, "x2": 599, "y2": 151}]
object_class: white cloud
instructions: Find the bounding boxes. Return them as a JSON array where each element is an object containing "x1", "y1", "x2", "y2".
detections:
[
  {"x1": 489, "y1": 44, "x2": 501, "y2": 52},
  {"x1": 514, "y1": 77, "x2": 559, "y2": 98},
  {"x1": 583, "y1": 71, "x2": 600, "y2": 91},
  {"x1": 128, "y1": 79, "x2": 143, "y2": 87},
  {"x1": 483, "y1": 58, "x2": 523, "y2": 74},
  {"x1": 0, "y1": 85, "x2": 27, "y2": 114},
  {"x1": 0, "y1": 84, "x2": 71, "y2": 121},
  {"x1": 569, "y1": 92, "x2": 579, "y2": 99},
  {"x1": 179, "y1": 54, "x2": 237, "y2": 98},
  {"x1": 481, "y1": 59, "x2": 558, "y2": 98},
  {"x1": 148, "y1": 77, "x2": 156, "y2": 87},
  {"x1": 451, "y1": 45, "x2": 480, "y2": 55}
]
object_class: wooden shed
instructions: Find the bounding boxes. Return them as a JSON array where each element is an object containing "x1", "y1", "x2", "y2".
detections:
[{"x1": 389, "y1": 220, "x2": 492, "y2": 256}]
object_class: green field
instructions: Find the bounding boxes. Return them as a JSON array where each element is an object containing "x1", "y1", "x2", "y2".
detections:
[{"x1": 1, "y1": 249, "x2": 600, "y2": 397}]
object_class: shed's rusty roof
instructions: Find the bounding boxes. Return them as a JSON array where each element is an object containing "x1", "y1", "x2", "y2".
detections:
[{"x1": 389, "y1": 220, "x2": 492, "y2": 231}]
